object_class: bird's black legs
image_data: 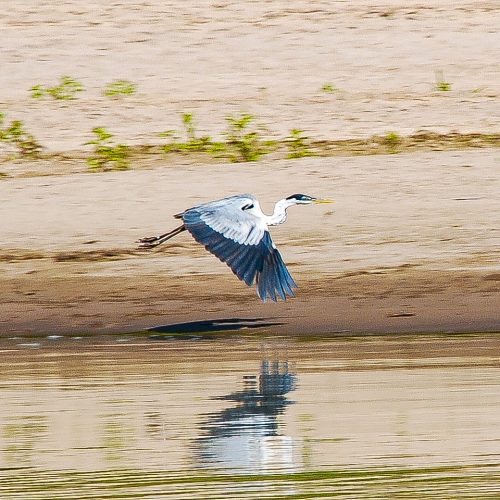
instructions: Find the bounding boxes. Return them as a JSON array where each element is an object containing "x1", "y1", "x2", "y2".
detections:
[{"x1": 137, "y1": 225, "x2": 186, "y2": 249}]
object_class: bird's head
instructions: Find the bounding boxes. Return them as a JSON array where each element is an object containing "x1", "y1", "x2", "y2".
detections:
[{"x1": 285, "y1": 194, "x2": 334, "y2": 205}]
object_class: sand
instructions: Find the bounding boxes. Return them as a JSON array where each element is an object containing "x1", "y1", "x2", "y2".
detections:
[{"x1": 0, "y1": 1, "x2": 499, "y2": 336}]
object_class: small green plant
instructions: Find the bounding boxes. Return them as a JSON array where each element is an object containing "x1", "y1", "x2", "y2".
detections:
[
  {"x1": 85, "y1": 127, "x2": 129, "y2": 171},
  {"x1": 221, "y1": 113, "x2": 276, "y2": 162},
  {"x1": 0, "y1": 112, "x2": 42, "y2": 158},
  {"x1": 179, "y1": 113, "x2": 213, "y2": 151},
  {"x1": 286, "y1": 129, "x2": 314, "y2": 159},
  {"x1": 321, "y1": 83, "x2": 337, "y2": 93},
  {"x1": 182, "y1": 113, "x2": 197, "y2": 143},
  {"x1": 159, "y1": 113, "x2": 214, "y2": 153},
  {"x1": 381, "y1": 131, "x2": 402, "y2": 153},
  {"x1": 30, "y1": 75, "x2": 84, "y2": 100},
  {"x1": 435, "y1": 71, "x2": 451, "y2": 92},
  {"x1": 158, "y1": 129, "x2": 177, "y2": 151},
  {"x1": 103, "y1": 80, "x2": 137, "y2": 97},
  {"x1": 30, "y1": 85, "x2": 45, "y2": 99}
]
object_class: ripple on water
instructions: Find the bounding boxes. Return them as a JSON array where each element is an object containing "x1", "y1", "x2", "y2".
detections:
[{"x1": 0, "y1": 334, "x2": 498, "y2": 498}]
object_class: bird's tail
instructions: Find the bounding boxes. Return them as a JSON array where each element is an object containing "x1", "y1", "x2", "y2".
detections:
[{"x1": 137, "y1": 224, "x2": 186, "y2": 249}]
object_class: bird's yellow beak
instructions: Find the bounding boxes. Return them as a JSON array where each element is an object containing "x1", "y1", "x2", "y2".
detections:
[{"x1": 313, "y1": 198, "x2": 334, "y2": 204}]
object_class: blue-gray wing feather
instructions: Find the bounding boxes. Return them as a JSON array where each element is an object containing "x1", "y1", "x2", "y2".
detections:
[{"x1": 180, "y1": 202, "x2": 297, "y2": 302}]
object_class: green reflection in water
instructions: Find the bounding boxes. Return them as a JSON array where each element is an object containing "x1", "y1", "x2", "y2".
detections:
[
  {"x1": 2, "y1": 416, "x2": 48, "y2": 467},
  {"x1": 101, "y1": 414, "x2": 135, "y2": 463},
  {"x1": 0, "y1": 464, "x2": 499, "y2": 499}
]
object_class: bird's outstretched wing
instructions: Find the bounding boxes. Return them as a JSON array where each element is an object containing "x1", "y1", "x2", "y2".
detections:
[{"x1": 180, "y1": 195, "x2": 297, "y2": 302}]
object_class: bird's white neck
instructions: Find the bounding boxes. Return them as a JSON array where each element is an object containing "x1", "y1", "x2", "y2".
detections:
[{"x1": 265, "y1": 198, "x2": 296, "y2": 226}]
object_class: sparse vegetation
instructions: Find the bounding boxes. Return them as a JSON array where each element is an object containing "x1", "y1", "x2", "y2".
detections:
[
  {"x1": 286, "y1": 129, "x2": 314, "y2": 159},
  {"x1": 381, "y1": 131, "x2": 402, "y2": 153},
  {"x1": 221, "y1": 113, "x2": 276, "y2": 162},
  {"x1": 159, "y1": 113, "x2": 214, "y2": 153},
  {"x1": 181, "y1": 113, "x2": 199, "y2": 145},
  {"x1": 435, "y1": 71, "x2": 451, "y2": 92},
  {"x1": 30, "y1": 75, "x2": 84, "y2": 100},
  {"x1": 0, "y1": 112, "x2": 42, "y2": 158},
  {"x1": 0, "y1": 97, "x2": 498, "y2": 178},
  {"x1": 158, "y1": 129, "x2": 177, "y2": 152},
  {"x1": 103, "y1": 80, "x2": 137, "y2": 97},
  {"x1": 321, "y1": 83, "x2": 337, "y2": 93},
  {"x1": 85, "y1": 127, "x2": 129, "y2": 171},
  {"x1": 160, "y1": 112, "x2": 276, "y2": 162}
]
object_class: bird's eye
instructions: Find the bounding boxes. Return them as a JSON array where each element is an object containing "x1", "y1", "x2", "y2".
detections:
[{"x1": 242, "y1": 203, "x2": 254, "y2": 210}]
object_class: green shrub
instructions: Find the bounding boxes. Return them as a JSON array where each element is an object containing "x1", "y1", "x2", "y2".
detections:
[
  {"x1": 321, "y1": 83, "x2": 337, "y2": 93},
  {"x1": 160, "y1": 113, "x2": 214, "y2": 153},
  {"x1": 221, "y1": 113, "x2": 276, "y2": 162},
  {"x1": 85, "y1": 127, "x2": 129, "y2": 171},
  {"x1": 286, "y1": 129, "x2": 314, "y2": 159},
  {"x1": 30, "y1": 75, "x2": 84, "y2": 100},
  {"x1": 0, "y1": 113, "x2": 42, "y2": 158},
  {"x1": 103, "y1": 80, "x2": 137, "y2": 97},
  {"x1": 381, "y1": 131, "x2": 402, "y2": 153},
  {"x1": 435, "y1": 71, "x2": 451, "y2": 92}
]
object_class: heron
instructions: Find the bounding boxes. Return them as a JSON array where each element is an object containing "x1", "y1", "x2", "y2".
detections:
[{"x1": 138, "y1": 193, "x2": 333, "y2": 302}]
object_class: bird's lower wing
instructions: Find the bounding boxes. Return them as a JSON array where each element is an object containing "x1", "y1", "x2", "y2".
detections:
[
  {"x1": 254, "y1": 234, "x2": 298, "y2": 302},
  {"x1": 182, "y1": 210, "x2": 297, "y2": 302}
]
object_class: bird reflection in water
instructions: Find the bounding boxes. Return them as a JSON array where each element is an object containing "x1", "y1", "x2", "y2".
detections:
[{"x1": 195, "y1": 354, "x2": 298, "y2": 472}]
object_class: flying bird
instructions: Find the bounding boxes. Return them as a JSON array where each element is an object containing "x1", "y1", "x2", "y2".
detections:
[{"x1": 138, "y1": 193, "x2": 333, "y2": 302}]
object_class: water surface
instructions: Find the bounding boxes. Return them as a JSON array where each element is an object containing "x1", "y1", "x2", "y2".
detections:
[{"x1": 0, "y1": 334, "x2": 499, "y2": 498}]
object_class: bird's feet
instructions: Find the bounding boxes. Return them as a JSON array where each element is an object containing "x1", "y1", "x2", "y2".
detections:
[{"x1": 137, "y1": 236, "x2": 161, "y2": 249}]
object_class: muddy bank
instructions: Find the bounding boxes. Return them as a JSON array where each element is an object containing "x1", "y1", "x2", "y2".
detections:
[
  {"x1": 1, "y1": 149, "x2": 499, "y2": 336},
  {"x1": 1, "y1": 263, "x2": 499, "y2": 337}
]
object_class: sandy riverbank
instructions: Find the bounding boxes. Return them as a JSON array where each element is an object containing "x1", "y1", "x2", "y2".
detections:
[
  {"x1": 1, "y1": 1, "x2": 499, "y2": 336},
  {"x1": 1, "y1": 150, "x2": 499, "y2": 336}
]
